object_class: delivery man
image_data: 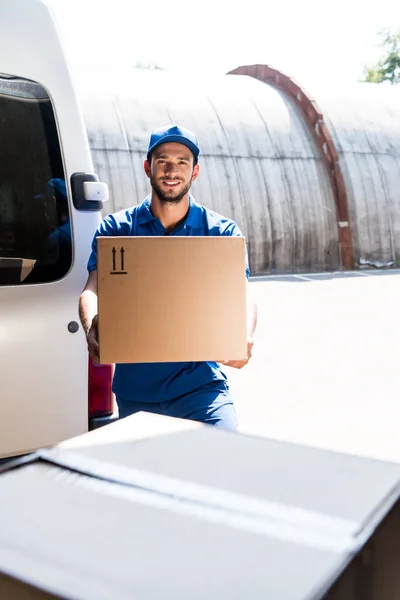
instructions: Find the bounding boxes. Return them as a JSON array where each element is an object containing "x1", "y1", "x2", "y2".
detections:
[{"x1": 79, "y1": 124, "x2": 257, "y2": 430}]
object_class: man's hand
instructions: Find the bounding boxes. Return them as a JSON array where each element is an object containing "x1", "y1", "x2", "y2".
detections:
[
  {"x1": 79, "y1": 270, "x2": 99, "y2": 362},
  {"x1": 219, "y1": 340, "x2": 254, "y2": 370},
  {"x1": 87, "y1": 314, "x2": 100, "y2": 363}
]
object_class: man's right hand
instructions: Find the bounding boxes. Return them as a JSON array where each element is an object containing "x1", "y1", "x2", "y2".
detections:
[{"x1": 87, "y1": 314, "x2": 100, "y2": 363}]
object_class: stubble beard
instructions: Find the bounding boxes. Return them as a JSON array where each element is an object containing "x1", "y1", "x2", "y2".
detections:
[{"x1": 150, "y1": 176, "x2": 192, "y2": 205}]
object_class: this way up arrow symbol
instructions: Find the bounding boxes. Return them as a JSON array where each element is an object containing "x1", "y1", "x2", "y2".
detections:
[{"x1": 112, "y1": 247, "x2": 116, "y2": 271}]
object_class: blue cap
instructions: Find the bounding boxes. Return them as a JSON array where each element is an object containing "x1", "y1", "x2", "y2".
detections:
[
  {"x1": 147, "y1": 124, "x2": 200, "y2": 163},
  {"x1": 48, "y1": 178, "x2": 67, "y2": 202}
]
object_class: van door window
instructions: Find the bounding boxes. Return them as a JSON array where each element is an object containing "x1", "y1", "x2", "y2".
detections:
[{"x1": 0, "y1": 75, "x2": 72, "y2": 285}]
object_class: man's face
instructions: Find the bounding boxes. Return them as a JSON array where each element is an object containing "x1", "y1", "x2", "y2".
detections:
[
  {"x1": 0, "y1": 228, "x2": 15, "y2": 250},
  {"x1": 144, "y1": 142, "x2": 199, "y2": 204}
]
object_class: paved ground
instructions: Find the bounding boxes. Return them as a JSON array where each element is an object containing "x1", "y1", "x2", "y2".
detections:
[{"x1": 226, "y1": 269, "x2": 400, "y2": 464}]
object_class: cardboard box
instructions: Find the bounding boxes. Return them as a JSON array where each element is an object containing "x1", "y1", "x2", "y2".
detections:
[
  {"x1": 0, "y1": 257, "x2": 36, "y2": 284},
  {"x1": 2, "y1": 414, "x2": 400, "y2": 599},
  {"x1": 97, "y1": 236, "x2": 248, "y2": 364}
]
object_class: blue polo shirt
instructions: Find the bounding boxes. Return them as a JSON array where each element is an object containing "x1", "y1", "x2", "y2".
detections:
[{"x1": 88, "y1": 195, "x2": 250, "y2": 403}]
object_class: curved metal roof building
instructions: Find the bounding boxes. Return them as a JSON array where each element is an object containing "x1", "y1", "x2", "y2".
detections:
[{"x1": 75, "y1": 65, "x2": 400, "y2": 275}]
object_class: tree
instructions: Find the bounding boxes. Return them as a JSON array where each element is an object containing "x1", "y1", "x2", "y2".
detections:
[{"x1": 362, "y1": 29, "x2": 400, "y2": 84}]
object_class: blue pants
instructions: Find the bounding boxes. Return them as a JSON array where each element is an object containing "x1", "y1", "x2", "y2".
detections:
[{"x1": 117, "y1": 382, "x2": 237, "y2": 431}]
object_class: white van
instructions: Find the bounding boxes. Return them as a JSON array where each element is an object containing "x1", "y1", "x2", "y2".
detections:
[{"x1": 0, "y1": 0, "x2": 115, "y2": 458}]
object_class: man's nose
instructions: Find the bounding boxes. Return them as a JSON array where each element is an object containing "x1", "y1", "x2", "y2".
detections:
[{"x1": 164, "y1": 163, "x2": 178, "y2": 176}]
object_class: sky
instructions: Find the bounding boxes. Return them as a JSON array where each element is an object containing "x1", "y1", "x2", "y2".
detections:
[{"x1": 48, "y1": 0, "x2": 400, "y2": 89}]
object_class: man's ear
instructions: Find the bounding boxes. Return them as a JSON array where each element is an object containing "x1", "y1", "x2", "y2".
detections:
[
  {"x1": 144, "y1": 159, "x2": 151, "y2": 178},
  {"x1": 192, "y1": 163, "x2": 200, "y2": 182}
]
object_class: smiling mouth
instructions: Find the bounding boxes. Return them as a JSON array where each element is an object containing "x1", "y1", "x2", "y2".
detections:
[{"x1": 163, "y1": 179, "x2": 180, "y2": 188}]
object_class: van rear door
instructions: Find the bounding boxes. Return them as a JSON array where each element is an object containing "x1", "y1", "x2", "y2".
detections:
[{"x1": 0, "y1": 0, "x2": 102, "y2": 457}]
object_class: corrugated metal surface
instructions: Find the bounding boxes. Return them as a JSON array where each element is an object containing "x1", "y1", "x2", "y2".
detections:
[
  {"x1": 315, "y1": 82, "x2": 400, "y2": 268},
  {"x1": 76, "y1": 69, "x2": 339, "y2": 275}
]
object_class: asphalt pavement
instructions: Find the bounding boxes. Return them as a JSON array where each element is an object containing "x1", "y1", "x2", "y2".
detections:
[{"x1": 227, "y1": 269, "x2": 400, "y2": 464}]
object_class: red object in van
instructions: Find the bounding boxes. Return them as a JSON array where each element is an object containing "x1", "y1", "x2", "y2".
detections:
[{"x1": 88, "y1": 356, "x2": 113, "y2": 419}]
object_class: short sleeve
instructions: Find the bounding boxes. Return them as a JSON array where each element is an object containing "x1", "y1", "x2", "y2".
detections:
[
  {"x1": 87, "y1": 214, "x2": 119, "y2": 273},
  {"x1": 221, "y1": 221, "x2": 250, "y2": 280}
]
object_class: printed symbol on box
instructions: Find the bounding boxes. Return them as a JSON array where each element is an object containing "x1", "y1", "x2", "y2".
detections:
[{"x1": 110, "y1": 247, "x2": 127, "y2": 275}]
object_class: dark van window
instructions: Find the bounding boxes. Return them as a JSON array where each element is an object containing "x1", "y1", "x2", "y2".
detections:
[{"x1": 0, "y1": 75, "x2": 72, "y2": 285}]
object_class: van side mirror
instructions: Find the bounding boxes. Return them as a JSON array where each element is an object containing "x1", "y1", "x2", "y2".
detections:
[{"x1": 70, "y1": 172, "x2": 109, "y2": 211}]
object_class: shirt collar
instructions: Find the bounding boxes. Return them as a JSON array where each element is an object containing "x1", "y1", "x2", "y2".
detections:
[
  {"x1": 138, "y1": 194, "x2": 203, "y2": 228},
  {"x1": 185, "y1": 195, "x2": 203, "y2": 228},
  {"x1": 137, "y1": 195, "x2": 156, "y2": 225}
]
